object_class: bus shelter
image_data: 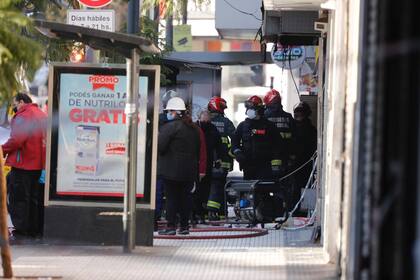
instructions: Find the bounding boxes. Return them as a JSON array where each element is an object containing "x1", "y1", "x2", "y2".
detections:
[{"x1": 35, "y1": 20, "x2": 160, "y2": 249}]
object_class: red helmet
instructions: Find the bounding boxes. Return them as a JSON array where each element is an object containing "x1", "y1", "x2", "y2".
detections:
[
  {"x1": 245, "y1": 95, "x2": 263, "y2": 109},
  {"x1": 208, "y1": 96, "x2": 227, "y2": 113},
  {"x1": 263, "y1": 89, "x2": 281, "y2": 106}
]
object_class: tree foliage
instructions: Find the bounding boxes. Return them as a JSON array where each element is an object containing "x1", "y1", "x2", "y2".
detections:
[
  {"x1": 141, "y1": 0, "x2": 210, "y2": 19},
  {"x1": 0, "y1": 0, "x2": 212, "y2": 102},
  {"x1": 102, "y1": 15, "x2": 174, "y2": 85},
  {"x1": 33, "y1": 1, "x2": 78, "y2": 62},
  {"x1": 0, "y1": 0, "x2": 42, "y2": 103}
]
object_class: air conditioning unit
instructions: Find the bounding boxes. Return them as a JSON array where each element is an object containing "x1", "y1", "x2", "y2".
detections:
[{"x1": 263, "y1": 10, "x2": 321, "y2": 45}]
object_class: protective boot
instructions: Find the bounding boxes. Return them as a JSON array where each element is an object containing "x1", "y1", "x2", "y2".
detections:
[{"x1": 208, "y1": 211, "x2": 220, "y2": 221}]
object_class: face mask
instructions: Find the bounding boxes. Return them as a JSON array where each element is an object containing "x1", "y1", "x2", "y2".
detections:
[
  {"x1": 246, "y1": 109, "x2": 256, "y2": 119},
  {"x1": 166, "y1": 112, "x2": 176, "y2": 121}
]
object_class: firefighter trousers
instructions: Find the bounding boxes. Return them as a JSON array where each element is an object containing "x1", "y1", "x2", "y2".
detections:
[
  {"x1": 207, "y1": 176, "x2": 226, "y2": 213},
  {"x1": 192, "y1": 175, "x2": 211, "y2": 217}
]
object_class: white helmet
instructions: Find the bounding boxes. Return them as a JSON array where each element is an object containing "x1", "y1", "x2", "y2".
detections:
[{"x1": 165, "y1": 97, "x2": 186, "y2": 111}]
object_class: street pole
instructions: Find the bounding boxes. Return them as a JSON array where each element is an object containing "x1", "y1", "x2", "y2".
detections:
[
  {"x1": 127, "y1": 0, "x2": 140, "y2": 34},
  {"x1": 166, "y1": 15, "x2": 173, "y2": 49},
  {"x1": 181, "y1": 0, "x2": 188, "y2": 25},
  {"x1": 153, "y1": 4, "x2": 160, "y2": 45},
  {"x1": 0, "y1": 148, "x2": 12, "y2": 278},
  {"x1": 123, "y1": 48, "x2": 140, "y2": 253},
  {"x1": 123, "y1": 0, "x2": 140, "y2": 253}
]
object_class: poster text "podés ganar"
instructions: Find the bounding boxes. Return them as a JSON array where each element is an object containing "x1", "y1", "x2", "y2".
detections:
[{"x1": 68, "y1": 75, "x2": 135, "y2": 124}]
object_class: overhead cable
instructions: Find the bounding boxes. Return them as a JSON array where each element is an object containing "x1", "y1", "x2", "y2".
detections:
[{"x1": 223, "y1": 0, "x2": 262, "y2": 21}]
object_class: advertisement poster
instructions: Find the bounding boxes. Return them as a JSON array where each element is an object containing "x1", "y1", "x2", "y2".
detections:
[
  {"x1": 271, "y1": 44, "x2": 319, "y2": 94},
  {"x1": 298, "y1": 46, "x2": 319, "y2": 94},
  {"x1": 56, "y1": 73, "x2": 148, "y2": 197},
  {"x1": 271, "y1": 45, "x2": 306, "y2": 70},
  {"x1": 173, "y1": 24, "x2": 192, "y2": 52}
]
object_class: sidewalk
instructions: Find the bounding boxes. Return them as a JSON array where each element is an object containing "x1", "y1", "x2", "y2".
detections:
[{"x1": 8, "y1": 227, "x2": 337, "y2": 280}]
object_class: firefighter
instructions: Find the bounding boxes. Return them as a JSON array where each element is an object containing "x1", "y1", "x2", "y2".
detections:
[
  {"x1": 293, "y1": 101, "x2": 317, "y2": 188},
  {"x1": 263, "y1": 89, "x2": 296, "y2": 178},
  {"x1": 285, "y1": 101, "x2": 317, "y2": 212},
  {"x1": 232, "y1": 95, "x2": 281, "y2": 180},
  {"x1": 206, "y1": 96, "x2": 236, "y2": 221}
]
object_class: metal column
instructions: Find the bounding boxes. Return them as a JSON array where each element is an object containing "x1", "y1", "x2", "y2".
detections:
[
  {"x1": 314, "y1": 34, "x2": 327, "y2": 243},
  {"x1": 123, "y1": 48, "x2": 140, "y2": 253},
  {"x1": 127, "y1": 0, "x2": 140, "y2": 34}
]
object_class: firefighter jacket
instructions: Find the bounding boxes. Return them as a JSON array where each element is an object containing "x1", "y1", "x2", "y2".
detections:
[
  {"x1": 264, "y1": 105, "x2": 296, "y2": 162},
  {"x1": 293, "y1": 118, "x2": 317, "y2": 189},
  {"x1": 209, "y1": 112, "x2": 236, "y2": 171},
  {"x1": 294, "y1": 118, "x2": 317, "y2": 167},
  {"x1": 232, "y1": 117, "x2": 281, "y2": 166}
]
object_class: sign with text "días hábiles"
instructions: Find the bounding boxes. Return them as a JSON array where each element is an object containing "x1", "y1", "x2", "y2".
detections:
[
  {"x1": 56, "y1": 73, "x2": 148, "y2": 197},
  {"x1": 67, "y1": 10, "x2": 115, "y2": 32}
]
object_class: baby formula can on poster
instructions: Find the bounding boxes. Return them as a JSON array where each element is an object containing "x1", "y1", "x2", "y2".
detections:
[{"x1": 75, "y1": 125, "x2": 100, "y2": 175}]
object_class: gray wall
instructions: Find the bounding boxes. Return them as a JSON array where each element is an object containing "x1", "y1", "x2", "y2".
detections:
[{"x1": 178, "y1": 68, "x2": 221, "y2": 120}]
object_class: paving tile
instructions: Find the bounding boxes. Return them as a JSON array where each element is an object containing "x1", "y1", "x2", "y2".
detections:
[{"x1": 8, "y1": 226, "x2": 337, "y2": 280}]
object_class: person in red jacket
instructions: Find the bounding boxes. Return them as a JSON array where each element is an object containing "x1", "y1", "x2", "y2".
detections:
[
  {"x1": 193, "y1": 110, "x2": 221, "y2": 224},
  {"x1": 2, "y1": 93, "x2": 47, "y2": 238}
]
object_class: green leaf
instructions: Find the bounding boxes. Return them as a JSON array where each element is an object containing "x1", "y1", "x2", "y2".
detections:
[
  {"x1": 0, "y1": 11, "x2": 31, "y2": 26},
  {"x1": 0, "y1": 0, "x2": 12, "y2": 9},
  {"x1": 0, "y1": 43, "x2": 13, "y2": 63},
  {"x1": 0, "y1": 0, "x2": 41, "y2": 103}
]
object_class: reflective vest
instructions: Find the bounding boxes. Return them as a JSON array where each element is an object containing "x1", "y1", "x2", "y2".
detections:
[
  {"x1": 265, "y1": 106, "x2": 296, "y2": 161},
  {"x1": 210, "y1": 113, "x2": 236, "y2": 171}
]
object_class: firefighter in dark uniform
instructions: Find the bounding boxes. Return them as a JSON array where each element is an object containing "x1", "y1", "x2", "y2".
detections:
[
  {"x1": 232, "y1": 96, "x2": 281, "y2": 180},
  {"x1": 263, "y1": 89, "x2": 296, "y2": 178},
  {"x1": 292, "y1": 102, "x2": 317, "y2": 207},
  {"x1": 206, "y1": 96, "x2": 236, "y2": 221}
]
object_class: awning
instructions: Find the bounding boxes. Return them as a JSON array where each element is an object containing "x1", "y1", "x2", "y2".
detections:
[
  {"x1": 34, "y1": 20, "x2": 160, "y2": 57},
  {"x1": 165, "y1": 51, "x2": 273, "y2": 65}
]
